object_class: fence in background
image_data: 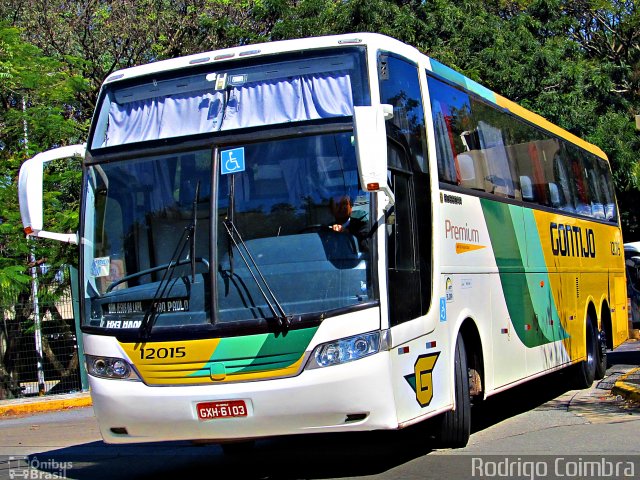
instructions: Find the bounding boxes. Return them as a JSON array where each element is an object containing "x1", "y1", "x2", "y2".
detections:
[{"x1": 0, "y1": 265, "x2": 85, "y2": 400}]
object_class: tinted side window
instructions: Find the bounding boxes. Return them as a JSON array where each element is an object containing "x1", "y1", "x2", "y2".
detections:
[
  {"x1": 597, "y1": 158, "x2": 617, "y2": 221},
  {"x1": 564, "y1": 144, "x2": 592, "y2": 216},
  {"x1": 379, "y1": 54, "x2": 428, "y2": 173},
  {"x1": 427, "y1": 76, "x2": 518, "y2": 198},
  {"x1": 551, "y1": 148, "x2": 576, "y2": 212},
  {"x1": 427, "y1": 74, "x2": 617, "y2": 223},
  {"x1": 427, "y1": 76, "x2": 470, "y2": 185},
  {"x1": 583, "y1": 153, "x2": 605, "y2": 219}
]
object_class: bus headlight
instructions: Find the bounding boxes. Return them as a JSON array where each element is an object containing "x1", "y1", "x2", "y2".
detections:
[
  {"x1": 86, "y1": 355, "x2": 140, "y2": 381},
  {"x1": 306, "y1": 331, "x2": 381, "y2": 369}
]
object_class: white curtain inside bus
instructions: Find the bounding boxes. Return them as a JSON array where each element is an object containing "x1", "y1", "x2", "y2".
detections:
[{"x1": 101, "y1": 73, "x2": 353, "y2": 147}]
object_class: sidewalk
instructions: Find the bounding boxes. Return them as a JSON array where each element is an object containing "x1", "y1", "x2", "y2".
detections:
[
  {"x1": 607, "y1": 337, "x2": 640, "y2": 403},
  {"x1": 0, "y1": 391, "x2": 92, "y2": 417},
  {"x1": 612, "y1": 361, "x2": 640, "y2": 403}
]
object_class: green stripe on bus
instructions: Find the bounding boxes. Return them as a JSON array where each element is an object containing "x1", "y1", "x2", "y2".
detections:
[
  {"x1": 187, "y1": 326, "x2": 318, "y2": 377},
  {"x1": 481, "y1": 199, "x2": 567, "y2": 347},
  {"x1": 520, "y1": 209, "x2": 568, "y2": 343}
]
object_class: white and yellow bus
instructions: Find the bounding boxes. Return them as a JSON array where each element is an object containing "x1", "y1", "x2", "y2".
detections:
[{"x1": 18, "y1": 33, "x2": 628, "y2": 449}]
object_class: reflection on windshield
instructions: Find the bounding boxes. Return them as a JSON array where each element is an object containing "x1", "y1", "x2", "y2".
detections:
[
  {"x1": 216, "y1": 132, "x2": 372, "y2": 322},
  {"x1": 82, "y1": 132, "x2": 374, "y2": 331},
  {"x1": 82, "y1": 150, "x2": 212, "y2": 329}
]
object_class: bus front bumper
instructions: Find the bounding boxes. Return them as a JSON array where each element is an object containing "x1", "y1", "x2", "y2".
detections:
[{"x1": 90, "y1": 351, "x2": 397, "y2": 444}]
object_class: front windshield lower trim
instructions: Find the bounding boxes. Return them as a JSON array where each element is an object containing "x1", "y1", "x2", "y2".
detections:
[{"x1": 80, "y1": 300, "x2": 380, "y2": 343}]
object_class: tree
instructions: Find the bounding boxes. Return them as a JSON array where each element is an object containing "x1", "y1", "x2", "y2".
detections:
[
  {"x1": 1, "y1": 0, "x2": 279, "y2": 108},
  {"x1": 0, "y1": 22, "x2": 87, "y2": 397}
]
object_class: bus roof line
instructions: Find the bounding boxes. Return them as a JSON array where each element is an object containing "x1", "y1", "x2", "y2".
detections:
[
  {"x1": 102, "y1": 32, "x2": 607, "y2": 162},
  {"x1": 103, "y1": 33, "x2": 412, "y2": 85}
]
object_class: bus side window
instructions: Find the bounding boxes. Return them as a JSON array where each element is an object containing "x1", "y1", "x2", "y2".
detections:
[
  {"x1": 583, "y1": 153, "x2": 605, "y2": 219},
  {"x1": 476, "y1": 120, "x2": 517, "y2": 198},
  {"x1": 564, "y1": 144, "x2": 592, "y2": 217},
  {"x1": 552, "y1": 149, "x2": 576, "y2": 212},
  {"x1": 427, "y1": 76, "x2": 471, "y2": 186},
  {"x1": 597, "y1": 158, "x2": 617, "y2": 221}
]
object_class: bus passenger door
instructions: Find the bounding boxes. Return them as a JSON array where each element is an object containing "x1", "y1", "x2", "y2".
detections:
[
  {"x1": 378, "y1": 53, "x2": 430, "y2": 327},
  {"x1": 386, "y1": 159, "x2": 422, "y2": 325}
]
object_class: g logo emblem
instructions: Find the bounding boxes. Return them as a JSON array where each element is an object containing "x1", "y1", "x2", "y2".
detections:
[{"x1": 414, "y1": 353, "x2": 440, "y2": 407}]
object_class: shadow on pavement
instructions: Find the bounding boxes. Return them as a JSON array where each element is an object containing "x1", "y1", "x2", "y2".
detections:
[
  {"x1": 25, "y1": 375, "x2": 580, "y2": 480},
  {"x1": 25, "y1": 344, "x2": 640, "y2": 479},
  {"x1": 23, "y1": 429, "x2": 437, "y2": 480},
  {"x1": 470, "y1": 369, "x2": 575, "y2": 434},
  {"x1": 607, "y1": 345, "x2": 640, "y2": 368}
]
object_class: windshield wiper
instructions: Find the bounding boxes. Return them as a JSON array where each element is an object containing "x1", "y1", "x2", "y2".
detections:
[
  {"x1": 106, "y1": 257, "x2": 209, "y2": 293},
  {"x1": 139, "y1": 185, "x2": 201, "y2": 339},
  {"x1": 190, "y1": 181, "x2": 200, "y2": 282},
  {"x1": 138, "y1": 227, "x2": 190, "y2": 339},
  {"x1": 222, "y1": 218, "x2": 290, "y2": 329}
]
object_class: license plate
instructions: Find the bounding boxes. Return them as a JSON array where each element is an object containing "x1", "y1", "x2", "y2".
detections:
[{"x1": 197, "y1": 400, "x2": 248, "y2": 420}]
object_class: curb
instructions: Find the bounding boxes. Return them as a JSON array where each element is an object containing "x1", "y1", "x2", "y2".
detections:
[
  {"x1": 0, "y1": 393, "x2": 92, "y2": 417},
  {"x1": 612, "y1": 367, "x2": 640, "y2": 403}
]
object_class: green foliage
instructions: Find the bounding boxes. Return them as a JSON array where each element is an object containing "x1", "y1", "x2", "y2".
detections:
[{"x1": 0, "y1": 22, "x2": 87, "y2": 305}]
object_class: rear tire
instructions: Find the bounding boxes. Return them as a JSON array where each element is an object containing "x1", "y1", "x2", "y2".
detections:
[
  {"x1": 438, "y1": 333, "x2": 471, "y2": 448},
  {"x1": 594, "y1": 328, "x2": 607, "y2": 380},
  {"x1": 574, "y1": 315, "x2": 597, "y2": 389}
]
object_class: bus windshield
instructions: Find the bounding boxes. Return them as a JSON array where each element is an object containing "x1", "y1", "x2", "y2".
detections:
[
  {"x1": 81, "y1": 131, "x2": 374, "y2": 332},
  {"x1": 90, "y1": 49, "x2": 369, "y2": 150}
]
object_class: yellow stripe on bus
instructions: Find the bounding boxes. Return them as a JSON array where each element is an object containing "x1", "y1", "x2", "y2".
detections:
[{"x1": 495, "y1": 95, "x2": 608, "y2": 161}]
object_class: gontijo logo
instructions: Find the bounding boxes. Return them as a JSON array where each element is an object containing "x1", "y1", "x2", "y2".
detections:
[{"x1": 549, "y1": 222, "x2": 595, "y2": 258}]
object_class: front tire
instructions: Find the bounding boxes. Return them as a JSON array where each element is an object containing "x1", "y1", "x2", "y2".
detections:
[{"x1": 438, "y1": 333, "x2": 471, "y2": 448}]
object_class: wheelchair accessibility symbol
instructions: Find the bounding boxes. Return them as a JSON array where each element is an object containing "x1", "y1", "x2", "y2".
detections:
[{"x1": 220, "y1": 147, "x2": 245, "y2": 175}]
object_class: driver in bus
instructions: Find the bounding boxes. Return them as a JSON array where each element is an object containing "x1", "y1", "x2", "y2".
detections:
[{"x1": 329, "y1": 195, "x2": 369, "y2": 252}]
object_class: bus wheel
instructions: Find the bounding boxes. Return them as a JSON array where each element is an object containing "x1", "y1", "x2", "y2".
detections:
[
  {"x1": 574, "y1": 316, "x2": 597, "y2": 389},
  {"x1": 438, "y1": 333, "x2": 471, "y2": 448},
  {"x1": 594, "y1": 328, "x2": 607, "y2": 380}
]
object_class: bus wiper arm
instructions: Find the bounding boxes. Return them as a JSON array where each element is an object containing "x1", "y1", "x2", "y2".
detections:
[
  {"x1": 190, "y1": 181, "x2": 200, "y2": 282},
  {"x1": 222, "y1": 219, "x2": 290, "y2": 329},
  {"x1": 140, "y1": 184, "x2": 202, "y2": 338},
  {"x1": 139, "y1": 223, "x2": 191, "y2": 339}
]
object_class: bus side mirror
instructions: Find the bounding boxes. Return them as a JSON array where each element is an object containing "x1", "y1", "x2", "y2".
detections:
[
  {"x1": 354, "y1": 104, "x2": 394, "y2": 208},
  {"x1": 18, "y1": 144, "x2": 86, "y2": 244}
]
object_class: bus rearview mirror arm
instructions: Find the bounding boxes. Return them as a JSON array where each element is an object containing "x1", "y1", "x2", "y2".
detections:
[
  {"x1": 18, "y1": 144, "x2": 86, "y2": 245},
  {"x1": 354, "y1": 104, "x2": 395, "y2": 208}
]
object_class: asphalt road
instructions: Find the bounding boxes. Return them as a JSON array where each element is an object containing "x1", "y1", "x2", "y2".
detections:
[{"x1": 1, "y1": 347, "x2": 639, "y2": 480}]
